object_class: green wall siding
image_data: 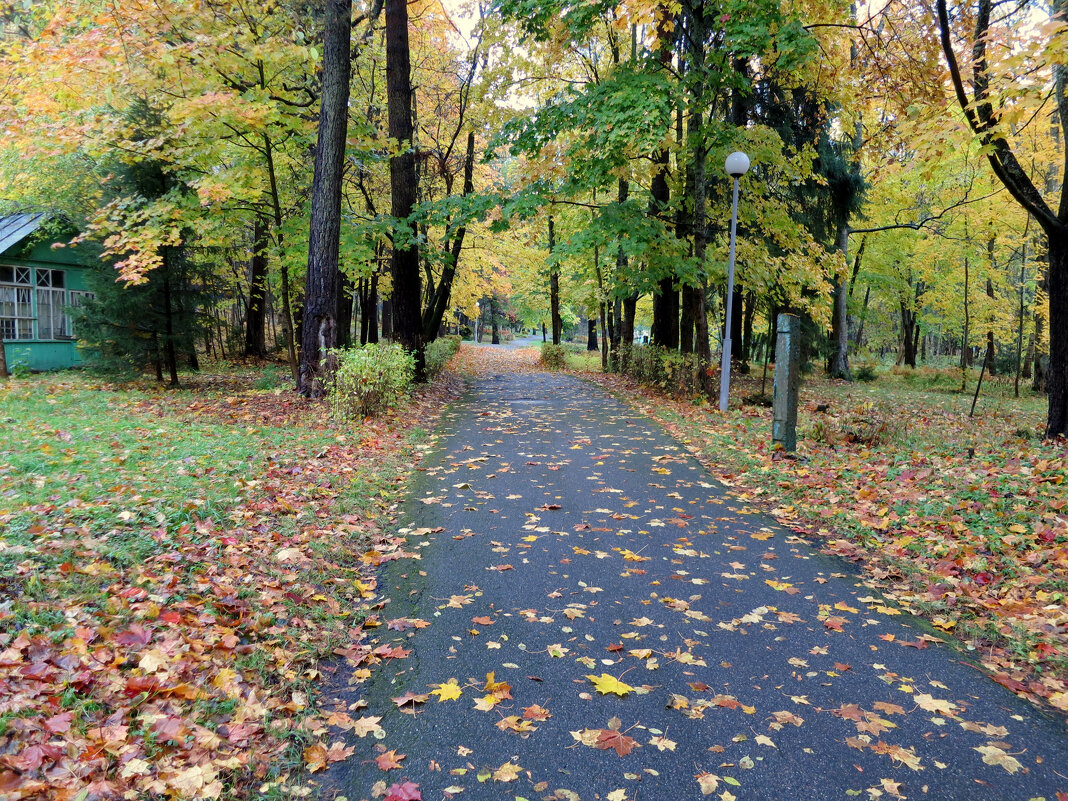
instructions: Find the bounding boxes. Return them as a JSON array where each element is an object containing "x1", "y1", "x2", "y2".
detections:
[{"x1": 1, "y1": 258, "x2": 92, "y2": 372}]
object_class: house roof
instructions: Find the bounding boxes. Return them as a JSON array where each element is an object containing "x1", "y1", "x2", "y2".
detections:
[{"x1": 0, "y1": 212, "x2": 47, "y2": 256}]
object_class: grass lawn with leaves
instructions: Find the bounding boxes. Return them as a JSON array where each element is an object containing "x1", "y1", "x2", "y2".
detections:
[
  {"x1": 582, "y1": 363, "x2": 1068, "y2": 715},
  {"x1": 0, "y1": 365, "x2": 460, "y2": 799}
]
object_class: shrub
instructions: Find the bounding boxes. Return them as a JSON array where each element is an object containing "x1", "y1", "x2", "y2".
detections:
[
  {"x1": 329, "y1": 343, "x2": 414, "y2": 419},
  {"x1": 425, "y1": 335, "x2": 461, "y2": 377},
  {"x1": 620, "y1": 345, "x2": 707, "y2": 399},
  {"x1": 540, "y1": 343, "x2": 567, "y2": 370},
  {"x1": 854, "y1": 363, "x2": 878, "y2": 382}
]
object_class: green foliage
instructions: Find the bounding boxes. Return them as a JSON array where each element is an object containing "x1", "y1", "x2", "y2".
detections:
[
  {"x1": 854, "y1": 363, "x2": 878, "y2": 382},
  {"x1": 426, "y1": 335, "x2": 462, "y2": 377},
  {"x1": 540, "y1": 343, "x2": 567, "y2": 370},
  {"x1": 74, "y1": 253, "x2": 208, "y2": 380},
  {"x1": 329, "y1": 343, "x2": 415, "y2": 419},
  {"x1": 622, "y1": 345, "x2": 707, "y2": 399}
]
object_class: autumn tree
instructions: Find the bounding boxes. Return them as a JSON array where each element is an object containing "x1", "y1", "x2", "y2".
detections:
[{"x1": 936, "y1": 0, "x2": 1068, "y2": 437}]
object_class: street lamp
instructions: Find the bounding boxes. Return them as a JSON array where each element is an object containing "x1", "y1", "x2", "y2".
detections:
[{"x1": 719, "y1": 151, "x2": 750, "y2": 413}]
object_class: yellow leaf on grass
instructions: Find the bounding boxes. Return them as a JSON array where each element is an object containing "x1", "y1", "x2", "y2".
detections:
[
  {"x1": 587, "y1": 673, "x2": 634, "y2": 696},
  {"x1": 431, "y1": 679, "x2": 463, "y2": 702}
]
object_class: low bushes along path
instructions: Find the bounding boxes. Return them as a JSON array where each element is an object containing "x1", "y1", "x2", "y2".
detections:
[{"x1": 318, "y1": 346, "x2": 1068, "y2": 801}]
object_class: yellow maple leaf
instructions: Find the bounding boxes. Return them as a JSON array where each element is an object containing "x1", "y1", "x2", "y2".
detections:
[
  {"x1": 975, "y1": 744, "x2": 1022, "y2": 773},
  {"x1": 492, "y1": 761, "x2": 522, "y2": 782},
  {"x1": 431, "y1": 679, "x2": 462, "y2": 702},
  {"x1": 587, "y1": 673, "x2": 634, "y2": 696}
]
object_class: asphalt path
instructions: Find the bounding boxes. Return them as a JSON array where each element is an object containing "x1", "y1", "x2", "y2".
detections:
[{"x1": 321, "y1": 366, "x2": 1068, "y2": 801}]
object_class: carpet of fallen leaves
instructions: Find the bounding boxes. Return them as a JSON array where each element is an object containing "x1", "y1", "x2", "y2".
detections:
[
  {"x1": 0, "y1": 366, "x2": 461, "y2": 800},
  {"x1": 582, "y1": 366, "x2": 1068, "y2": 714},
  {"x1": 450, "y1": 343, "x2": 542, "y2": 376}
]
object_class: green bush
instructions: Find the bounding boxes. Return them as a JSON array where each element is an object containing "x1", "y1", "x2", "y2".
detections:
[
  {"x1": 854, "y1": 363, "x2": 878, "y2": 382},
  {"x1": 425, "y1": 335, "x2": 461, "y2": 377},
  {"x1": 329, "y1": 343, "x2": 414, "y2": 419},
  {"x1": 540, "y1": 343, "x2": 567, "y2": 370},
  {"x1": 622, "y1": 345, "x2": 707, "y2": 398}
]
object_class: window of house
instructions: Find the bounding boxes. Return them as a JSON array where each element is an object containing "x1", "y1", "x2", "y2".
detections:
[
  {"x1": 37, "y1": 286, "x2": 70, "y2": 339},
  {"x1": 0, "y1": 265, "x2": 34, "y2": 340}
]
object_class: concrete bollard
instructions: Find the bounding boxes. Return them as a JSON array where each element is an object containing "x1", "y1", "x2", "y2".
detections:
[{"x1": 773, "y1": 313, "x2": 800, "y2": 451}]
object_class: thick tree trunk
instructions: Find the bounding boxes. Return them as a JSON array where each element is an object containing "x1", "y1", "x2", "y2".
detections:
[
  {"x1": 490, "y1": 296, "x2": 500, "y2": 344},
  {"x1": 649, "y1": 9, "x2": 676, "y2": 351},
  {"x1": 587, "y1": 319, "x2": 598, "y2": 350},
  {"x1": 245, "y1": 216, "x2": 269, "y2": 358},
  {"x1": 298, "y1": 0, "x2": 350, "y2": 397},
  {"x1": 621, "y1": 293, "x2": 637, "y2": 347},
  {"x1": 1046, "y1": 233, "x2": 1068, "y2": 435},
  {"x1": 386, "y1": 0, "x2": 424, "y2": 377}
]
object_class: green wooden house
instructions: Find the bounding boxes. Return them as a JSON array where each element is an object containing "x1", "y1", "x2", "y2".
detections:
[{"x1": 0, "y1": 213, "x2": 96, "y2": 371}]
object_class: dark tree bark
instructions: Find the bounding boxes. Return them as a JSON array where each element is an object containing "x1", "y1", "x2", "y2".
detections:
[
  {"x1": 244, "y1": 216, "x2": 269, "y2": 358},
  {"x1": 621, "y1": 293, "x2": 638, "y2": 348},
  {"x1": 161, "y1": 254, "x2": 179, "y2": 387},
  {"x1": 386, "y1": 0, "x2": 425, "y2": 378},
  {"x1": 297, "y1": 0, "x2": 350, "y2": 397},
  {"x1": 338, "y1": 272, "x2": 354, "y2": 348},
  {"x1": 548, "y1": 215, "x2": 562, "y2": 344},
  {"x1": 587, "y1": 319, "x2": 598, "y2": 350},
  {"x1": 937, "y1": 0, "x2": 1067, "y2": 436},
  {"x1": 0, "y1": 334, "x2": 8, "y2": 379},
  {"x1": 829, "y1": 223, "x2": 852, "y2": 379},
  {"x1": 381, "y1": 298, "x2": 393, "y2": 339},
  {"x1": 649, "y1": 8, "x2": 677, "y2": 351}
]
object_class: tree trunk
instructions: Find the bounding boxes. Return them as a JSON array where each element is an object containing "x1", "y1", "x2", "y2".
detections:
[
  {"x1": 648, "y1": 8, "x2": 676, "y2": 351},
  {"x1": 587, "y1": 318, "x2": 598, "y2": 350},
  {"x1": 162, "y1": 256, "x2": 180, "y2": 388},
  {"x1": 298, "y1": 0, "x2": 350, "y2": 397},
  {"x1": 245, "y1": 216, "x2": 269, "y2": 359},
  {"x1": 829, "y1": 222, "x2": 852, "y2": 379},
  {"x1": 679, "y1": 285, "x2": 696, "y2": 354},
  {"x1": 338, "y1": 272, "x2": 354, "y2": 348},
  {"x1": 1046, "y1": 233, "x2": 1068, "y2": 435},
  {"x1": 0, "y1": 335, "x2": 7, "y2": 379},
  {"x1": 549, "y1": 215, "x2": 562, "y2": 345},
  {"x1": 491, "y1": 296, "x2": 500, "y2": 344},
  {"x1": 621, "y1": 293, "x2": 637, "y2": 347},
  {"x1": 386, "y1": 0, "x2": 424, "y2": 377}
]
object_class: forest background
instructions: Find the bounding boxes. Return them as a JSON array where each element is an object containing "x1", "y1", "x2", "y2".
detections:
[{"x1": 0, "y1": 0, "x2": 1064, "y2": 437}]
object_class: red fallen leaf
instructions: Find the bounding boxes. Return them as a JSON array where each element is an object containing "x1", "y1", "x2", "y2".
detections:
[
  {"x1": 595, "y1": 728, "x2": 639, "y2": 757},
  {"x1": 523, "y1": 704, "x2": 551, "y2": 721},
  {"x1": 374, "y1": 645, "x2": 412, "y2": 659},
  {"x1": 114, "y1": 624, "x2": 152, "y2": 648},
  {"x1": 540, "y1": 504, "x2": 562, "y2": 510},
  {"x1": 823, "y1": 616, "x2": 847, "y2": 632},
  {"x1": 124, "y1": 676, "x2": 161, "y2": 698},
  {"x1": 376, "y1": 750, "x2": 405, "y2": 770},
  {"x1": 42, "y1": 711, "x2": 74, "y2": 734},
  {"x1": 385, "y1": 781, "x2": 422, "y2": 801},
  {"x1": 689, "y1": 682, "x2": 710, "y2": 692},
  {"x1": 832, "y1": 704, "x2": 865, "y2": 722},
  {"x1": 606, "y1": 643, "x2": 623, "y2": 653},
  {"x1": 387, "y1": 618, "x2": 418, "y2": 631},
  {"x1": 472, "y1": 616, "x2": 495, "y2": 625},
  {"x1": 898, "y1": 639, "x2": 928, "y2": 650},
  {"x1": 835, "y1": 663, "x2": 852, "y2": 672}
]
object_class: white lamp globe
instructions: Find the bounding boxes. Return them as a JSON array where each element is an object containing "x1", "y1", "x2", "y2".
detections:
[{"x1": 725, "y1": 151, "x2": 750, "y2": 178}]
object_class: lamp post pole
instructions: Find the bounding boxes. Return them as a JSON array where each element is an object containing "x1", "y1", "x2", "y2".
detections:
[{"x1": 719, "y1": 151, "x2": 749, "y2": 412}]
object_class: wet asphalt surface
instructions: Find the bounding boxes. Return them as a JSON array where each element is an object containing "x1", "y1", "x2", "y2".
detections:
[{"x1": 320, "y1": 367, "x2": 1068, "y2": 801}]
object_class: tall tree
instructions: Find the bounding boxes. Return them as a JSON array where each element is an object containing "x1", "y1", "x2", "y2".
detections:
[
  {"x1": 936, "y1": 0, "x2": 1068, "y2": 437},
  {"x1": 386, "y1": 0, "x2": 425, "y2": 377},
  {"x1": 298, "y1": 0, "x2": 352, "y2": 397}
]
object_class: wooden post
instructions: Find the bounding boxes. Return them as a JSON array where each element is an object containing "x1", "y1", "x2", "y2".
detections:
[{"x1": 773, "y1": 313, "x2": 800, "y2": 451}]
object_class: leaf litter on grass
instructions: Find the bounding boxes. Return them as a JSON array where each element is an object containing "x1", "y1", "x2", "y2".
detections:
[{"x1": 0, "y1": 367, "x2": 461, "y2": 799}]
